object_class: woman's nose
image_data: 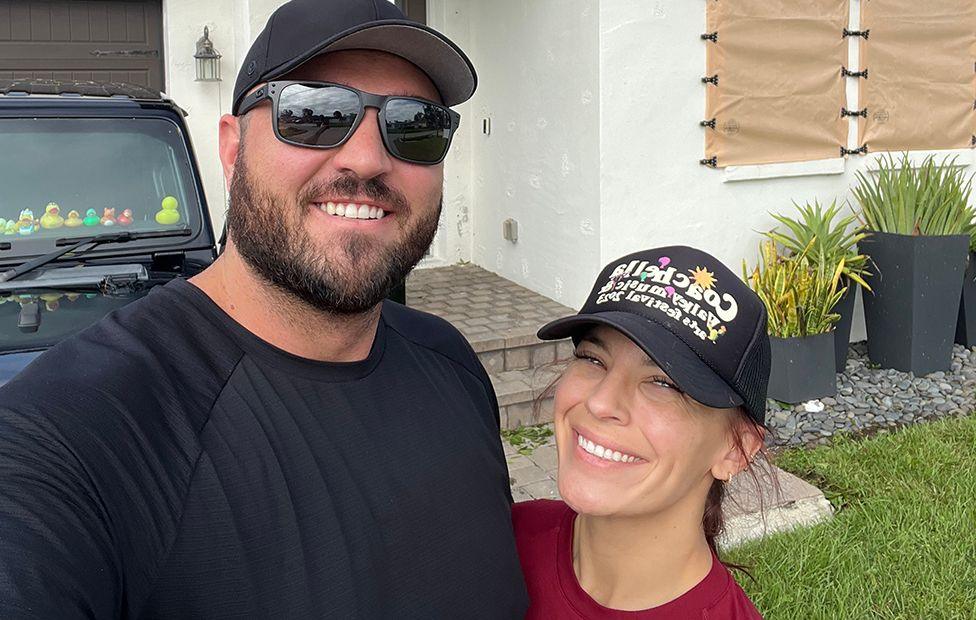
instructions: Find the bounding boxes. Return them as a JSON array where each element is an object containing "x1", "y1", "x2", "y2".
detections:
[{"x1": 584, "y1": 372, "x2": 631, "y2": 425}]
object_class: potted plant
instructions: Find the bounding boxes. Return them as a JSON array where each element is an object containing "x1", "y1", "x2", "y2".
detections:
[
  {"x1": 743, "y1": 240, "x2": 845, "y2": 403},
  {"x1": 764, "y1": 199, "x2": 871, "y2": 372},
  {"x1": 956, "y1": 233, "x2": 976, "y2": 347},
  {"x1": 852, "y1": 153, "x2": 974, "y2": 374}
]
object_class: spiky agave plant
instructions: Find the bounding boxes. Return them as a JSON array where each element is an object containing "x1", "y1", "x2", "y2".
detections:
[
  {"x1": 764, "y1": 199, "x2": 871, "y2": 292},
  {"x1": 852, "y1": 152, "x2": 976, "y2": 236},
  {"x1": 742, "y1": 240, "x2": 846, "y2": 339}
]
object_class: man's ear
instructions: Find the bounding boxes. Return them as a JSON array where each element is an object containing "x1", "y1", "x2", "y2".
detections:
[
  {"x1": 710, "y1": 417, "x2": 763, "y2": 481},
  {"x1": 218, "y1": 113, "x2": 242, "y2": 190}
]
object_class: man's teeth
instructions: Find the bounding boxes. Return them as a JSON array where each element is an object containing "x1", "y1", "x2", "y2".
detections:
[
  {"x1": 578, "y1": 433, "x2": 641, "y2": 463},
  {"x1": 318, "y1": 201, "x2": 386, "y2": 220}
]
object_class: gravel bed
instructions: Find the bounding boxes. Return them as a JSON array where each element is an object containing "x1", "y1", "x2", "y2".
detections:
[{"x1": 765, "y1": 342, "x2": 976, "y2": 448}]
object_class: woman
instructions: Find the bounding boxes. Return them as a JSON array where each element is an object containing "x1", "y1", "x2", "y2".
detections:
[{"x1": 514, "y1": 246, "x2": 770, "y2": 619}]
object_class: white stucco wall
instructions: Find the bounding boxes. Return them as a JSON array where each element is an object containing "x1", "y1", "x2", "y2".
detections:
[
  {"x1": 161, "y1": 0, "x2": 976, "y2": 342},
  {"x1": 435, "y1": 0, "x2": 976, "y2": 341},
  {"x1": 429, "y1": 0, "x2": 602, "y2": 306},
  {"x1": 427, "y1": 0, "x2": 475, "y2": 266},
  {"x1": 597, "y1": 0, "x2": 972, "y2": 340}
]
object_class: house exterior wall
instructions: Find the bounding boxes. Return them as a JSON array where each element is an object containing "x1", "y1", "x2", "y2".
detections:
[
  {"x1": 159, "y1": 0, "x2": 975, "y2": 344},
  {"x1": 432, "y1": 0, "x2": 976, "y2": 343},
  {"x1": 430, "y1": 0, "x2": 602, "y2": 305}
]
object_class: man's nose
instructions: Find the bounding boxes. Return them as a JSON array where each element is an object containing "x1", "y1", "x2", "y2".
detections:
[{"x1": 329, "y1": 107, "x2": 394, "y2": 180}]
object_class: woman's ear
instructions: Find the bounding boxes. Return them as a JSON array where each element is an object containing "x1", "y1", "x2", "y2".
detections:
[{"x1": 710, "y1": 414, "x2": 764, "y2": 481}]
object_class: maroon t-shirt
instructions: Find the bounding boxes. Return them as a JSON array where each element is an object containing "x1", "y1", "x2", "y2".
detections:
[{"x1": 513, "y1": 500, "x2": 762, "y2": 619}]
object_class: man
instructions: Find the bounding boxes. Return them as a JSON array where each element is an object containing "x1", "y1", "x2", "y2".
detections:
[{"x1": 0, "y1": 0, "x2": 528, "y2": 617}]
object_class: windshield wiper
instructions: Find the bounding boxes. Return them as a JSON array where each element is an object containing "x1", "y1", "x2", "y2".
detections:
[{"x1": 0, "y1": 228, "x2": 192, "y2": 283}]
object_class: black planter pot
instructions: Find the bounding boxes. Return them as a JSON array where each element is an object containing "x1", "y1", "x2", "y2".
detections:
[
  {"x1": 768, "y1": 333, "x2": 837, "y2": 404},
  {"x1": 832, "y1": 277, "x2": 857, "y2": 373},
  {"x1": 955, "y1": 251, "x2": 976, "y2": 347},
  {"x1": 859, "y1": 232, "x2": 970, "y2": 375}
]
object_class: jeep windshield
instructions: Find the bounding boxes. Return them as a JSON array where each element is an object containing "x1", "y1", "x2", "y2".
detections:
[{"x1": 0, "y1": 116, "x2": 205, "y2": 263}]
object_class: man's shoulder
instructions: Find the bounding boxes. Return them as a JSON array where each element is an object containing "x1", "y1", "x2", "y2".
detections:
[
  {"x1": 381, "y1": 299, "x2": 483, "y2": 375},
  {"x1": 0, "y1": 279, "x2": 244, "y2": 436}
]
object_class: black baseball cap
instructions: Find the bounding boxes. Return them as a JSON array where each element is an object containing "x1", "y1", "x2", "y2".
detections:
[
  {"x1": 538, "y1": 246, "x2": 771, "y2": 425},
  {"x1": 232, "y1": 0, "x2": 477, "y2": 115}
]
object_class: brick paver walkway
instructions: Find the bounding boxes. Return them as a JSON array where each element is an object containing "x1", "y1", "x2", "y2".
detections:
[
  {"x1": 505, "y1": 436, "x2": 560, "y2": 502},
  {"x1": 406, "y1": 264, "x2": 573, "y2": 350}
]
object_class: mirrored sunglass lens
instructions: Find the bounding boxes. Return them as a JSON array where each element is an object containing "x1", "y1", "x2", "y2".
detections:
[
  {"x1": 384, "y1": 99, "x2": 453, "y2": 162},
  {"x1": 276, "y1": 84, "x2": 360, "y2": 147}
]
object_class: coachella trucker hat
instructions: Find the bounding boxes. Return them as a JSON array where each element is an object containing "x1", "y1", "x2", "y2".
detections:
[
  {"x1": 538, "y1": 247, "x2": 771, "y2": 425},
  {"x1": 232, "y1": 0, "x2": 477, "y2": 115}
]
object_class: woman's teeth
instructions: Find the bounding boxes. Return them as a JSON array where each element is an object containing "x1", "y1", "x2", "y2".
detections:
[
  {"x1": 578, "y1": 433, "x2": 642, "y2": 463},
  {"x1": 317, "y1": 201, "x2": 386, "y2": 220}
]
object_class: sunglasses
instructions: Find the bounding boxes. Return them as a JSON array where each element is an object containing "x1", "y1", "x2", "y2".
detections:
[{"x1": 236, "y1": 80, "x2": 461, "y2": 165}]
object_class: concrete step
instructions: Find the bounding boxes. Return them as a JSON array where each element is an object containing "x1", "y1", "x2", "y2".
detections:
[
  {"x1": 406, "y1": 264, "x2": 579, "y2": 428},
  {"x1": 478, "y1": 338, "x2": 575, "y2": 374},
  {"x1": 490, "y1": 367, "x2": 562, "y2": 429},
  {"x1": 719, "y1": 464, "x2": 834, "y2": 549},
  {"x1": 407, "y1": 264, "x2": 577, "y2": 373}
]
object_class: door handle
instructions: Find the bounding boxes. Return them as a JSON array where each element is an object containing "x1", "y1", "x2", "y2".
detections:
[{"x1": 90, "y1": 50, "x2": 159, "y2": 57}]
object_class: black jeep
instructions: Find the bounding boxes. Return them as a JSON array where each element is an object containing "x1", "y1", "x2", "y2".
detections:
[{"x1": 0, "y1": 79, "x2": 218, "y2": 385}]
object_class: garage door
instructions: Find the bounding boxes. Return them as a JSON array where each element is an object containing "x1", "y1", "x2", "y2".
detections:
[{"x1": 0, "y1": 0, "x2": 164, "y2": 91}]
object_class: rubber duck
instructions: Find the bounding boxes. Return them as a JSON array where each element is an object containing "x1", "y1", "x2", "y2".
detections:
[
  {"x1": 40, "y1": 202, "x2": 65, "y2": 229},
  {"x1": 3, "y1": 220, "x2": 15, "y2": 235},
  {"x1": 117, "y1": 209, "x2": 133, "y2": 226},
  {"x1": 100, "y1": 208, "x2": 117, "y2": 226},
  {"x1": 155, "y1": 196, "x2": 180, "y2": 225},
  {"x1": 83, "y1": 208, "x2": 100, "y2": 227},
  {"x1": 17, "y1": 209, "x2": 35, "y2": 235},
  {"x1": 39, "y1": 293, "x2": 61, "y2": 312},
  {"x1": 0, "y1": 219, "x2": 6, "y2": 231},
  {"x1": 64, "y1": 210, "x2": 83, "y2": 227}
]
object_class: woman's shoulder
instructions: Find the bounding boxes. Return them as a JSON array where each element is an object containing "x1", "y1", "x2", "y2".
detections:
[
  {"x1": 703, "y1": 558, "x2": 764, "y2": 619},
  {"x1": 715, "y1": 566, "x2": 764, "y2": 619}
]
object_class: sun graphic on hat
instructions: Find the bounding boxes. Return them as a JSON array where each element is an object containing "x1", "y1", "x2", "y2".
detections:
[{"x1": 689, "y1": 266, "x2": 717, "y2": 290}]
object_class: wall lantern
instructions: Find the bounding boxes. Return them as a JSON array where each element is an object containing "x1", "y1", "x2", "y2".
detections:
[{"x1": 194, "y1": 26, "x2": 221, "y2": 82}]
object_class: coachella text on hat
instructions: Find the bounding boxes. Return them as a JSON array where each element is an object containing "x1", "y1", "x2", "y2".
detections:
[{"x1": 595, "y1": 256, "x2": 740, "y2": 344}]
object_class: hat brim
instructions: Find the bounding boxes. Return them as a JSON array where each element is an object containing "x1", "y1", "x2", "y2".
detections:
[
  {"x1": 257, "y1": 20, "x2": 476, "y2": 109},
  {"x1": 538, "y1": 312, "x2": 745, "y2": 411}
]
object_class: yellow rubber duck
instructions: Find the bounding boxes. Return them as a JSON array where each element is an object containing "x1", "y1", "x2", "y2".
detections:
[
  {"x1": 64, "y1": 210, "x2": 83, "y2": 227},
  {"x1": 39, "y1": 293, "x2": 62, "y2": 312},
  {"x1": 40, "y1": 202, "x2": 65, "y2": 229},
  {"x1": 155, "y1": 196, "x2": 181, "y2": 225}
]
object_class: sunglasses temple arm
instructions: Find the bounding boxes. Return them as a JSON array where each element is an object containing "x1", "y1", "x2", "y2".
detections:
[{"x1": 236, "y1": 87, "x2": 270, "y2": 116}]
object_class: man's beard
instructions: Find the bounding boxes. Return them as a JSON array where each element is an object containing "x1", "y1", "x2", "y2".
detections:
[{"x1": 226, "y1": 151, "x2": 440, "y2": 315}]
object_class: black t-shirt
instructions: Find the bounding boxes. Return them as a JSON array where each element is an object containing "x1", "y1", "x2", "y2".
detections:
[{"x1": 0, "y1": 278, "x2": 528, "y2": 619}]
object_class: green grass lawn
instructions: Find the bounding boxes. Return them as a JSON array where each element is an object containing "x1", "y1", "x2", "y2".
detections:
[{"x1": 725, "y1": 414, "x2": 976, "y2": 619}]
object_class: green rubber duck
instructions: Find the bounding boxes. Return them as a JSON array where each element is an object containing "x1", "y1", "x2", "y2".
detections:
[
  {"x1": 83, "y1": 208, "x2": 100, "y2": 227},
  {"x1": 155, "y1": 196, "x2": 181, "y2": 225}
]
